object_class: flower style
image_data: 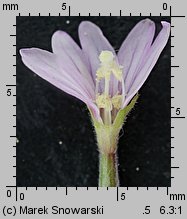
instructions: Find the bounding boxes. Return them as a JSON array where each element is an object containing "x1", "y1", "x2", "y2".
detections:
[{"x1": 20, "y1": 19, "x2": 170, "y2": 187}]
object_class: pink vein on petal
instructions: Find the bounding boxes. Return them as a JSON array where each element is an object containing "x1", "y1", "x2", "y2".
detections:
[
  {"x1": 78, "y1": 21, "x2": 116, "y2": 83},
  {"x1": 51, "y1": 30, "x2": 95, "y2": 92},
  {"x1": 118, "y1": 19, "x2": 156, "y2": 94},
  {"x1": 123, "y1": 21, "x2": 170, "y2": 108},
  {"x1": 20, "y1": 48, "x2": 95, "y2": 105}
]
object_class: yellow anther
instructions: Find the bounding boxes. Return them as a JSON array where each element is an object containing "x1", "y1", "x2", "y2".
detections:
[
  {"x1": 96, "y1": 94, "x2": 112, "y2": 111},
  {"x1": 95, "y1": 51, "x2": 124, "y2": 124},
  {"x1": 111, "y1": 63, "x2": 123, "y2": 81},
  {"x1": 112, "y1": 95, "x2": 122, "y2": 109}
]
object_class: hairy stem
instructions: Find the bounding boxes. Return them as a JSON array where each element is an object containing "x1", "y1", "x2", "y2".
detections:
[{"x1": 99, "y1": 152, "x2": 119, "y2": 187}]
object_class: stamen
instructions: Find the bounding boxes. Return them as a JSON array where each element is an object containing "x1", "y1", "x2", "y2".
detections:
[
  {"x1": 95, "y1": 94, "x2": 112, "y2": 111},
  {"x1": 95, "y1": 50, "x2": 124, "y2": 124},
  {"x1": 111, "y1": 63, "x2": 123, "y2": 81},
  {"x1": 112, "y1": 95, "x2": 122, "y2": 109},
  {"x1": 95, "y1": 78, "x2": 99, "y2": 95}
]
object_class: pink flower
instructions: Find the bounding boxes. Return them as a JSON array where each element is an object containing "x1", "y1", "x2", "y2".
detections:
[
  {"x1": 20, "y1": 19, "x2": 170, "y2": 124},
  {"x1": 20, "y1": 19, "x2": 170, "y2": 187}
]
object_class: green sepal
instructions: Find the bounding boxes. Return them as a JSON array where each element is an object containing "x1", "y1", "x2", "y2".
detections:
[
  {"x1": 113, "y1": 94, "x2": 139, "y2": 130},
  {"x1": 89, "y1": 94, "x2": 139, "y2": 186},
  {"x1": 89, "y1": 94, "x2": 139, "y2": 154}
]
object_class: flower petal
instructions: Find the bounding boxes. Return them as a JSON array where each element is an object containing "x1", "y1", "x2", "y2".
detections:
[
  {"x1": 123, "y1": 21, "x2": 170, "y2": 107},
  {"x1": 51, "y1": 30, "x2": 94, "y2": 91},
  {"x1": 19, "y1": 48, "x2": 95, "y2": 105},
  {"x1": 88, "y1": 105, "x2": 102, "y2": 122},
  {"x1": 79, "y1": 21, "x2": 116, "y2": 83},
  {"x1": 118, "y1": 18, "x2": 156, "y2": 94}
]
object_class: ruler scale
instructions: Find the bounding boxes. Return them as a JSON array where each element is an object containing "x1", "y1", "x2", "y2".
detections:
[{"x1": 0, "y1": 0, "x2": 186, "y2": 218}]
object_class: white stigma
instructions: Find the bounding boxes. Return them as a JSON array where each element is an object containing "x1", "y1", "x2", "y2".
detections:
[{"x1": 99, "y1": 51, "x2": 114, "y2": 64}]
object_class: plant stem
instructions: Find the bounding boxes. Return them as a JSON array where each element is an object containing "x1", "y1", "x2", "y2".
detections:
[{"x1": 99, "y1": 152, "x2": 119, "y2": 187}]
